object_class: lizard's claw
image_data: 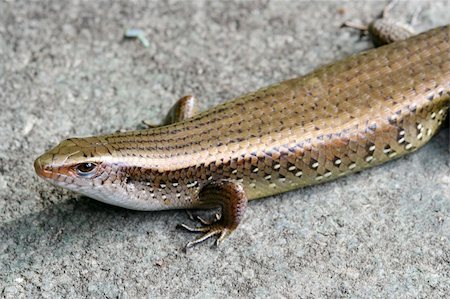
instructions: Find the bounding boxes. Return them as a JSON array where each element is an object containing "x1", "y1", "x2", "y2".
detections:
[
  {"x1": 177, "y1": 220, "x2": 233, "y2": 249},
  {"x1": 177, "y1": 213, "x2": 228, "y2": 249},
  {"x1": 196, "y1": 213, "x2": 220, "y2": 225}
]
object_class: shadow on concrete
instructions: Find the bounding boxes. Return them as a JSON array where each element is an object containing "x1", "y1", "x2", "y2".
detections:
[{"x1": 0, "y1": 196, "x2": 179, "y2": 275}]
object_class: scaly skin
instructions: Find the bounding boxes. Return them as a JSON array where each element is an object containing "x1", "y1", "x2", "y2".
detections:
[{"x1": 35, "y1": 25, "x2": 450, "y2": 247}]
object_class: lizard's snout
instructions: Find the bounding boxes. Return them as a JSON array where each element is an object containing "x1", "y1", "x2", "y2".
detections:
[{"x1": 34, "y1": 153, "x2": 54, "y2": 179}]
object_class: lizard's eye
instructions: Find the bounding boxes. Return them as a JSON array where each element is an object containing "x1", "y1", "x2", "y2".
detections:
[{"x1": 74, "y1": 162, "x2": 97, "y2": 177}]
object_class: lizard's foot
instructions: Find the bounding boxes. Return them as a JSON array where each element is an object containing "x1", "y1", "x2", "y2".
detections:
[
  {"x1": 177, "y1": 181, "x2": 248, "y2": 250},
  {"x1": 139, "y1": 95, "x2": 200, "y2": 130},
  {"x1": 177, "y1": 218, "x2": 232, "y2": 249},
  {"x1": 341, "y1": 0, "x2": 418, "y2": 47},
  {"x1": 139, "y1": 120, "x2": 159, "y2": 129}
]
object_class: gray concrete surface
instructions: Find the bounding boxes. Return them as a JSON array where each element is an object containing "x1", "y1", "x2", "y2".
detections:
[{"x1": 1, "y1": 0, "x2": 449, "y2": 297}]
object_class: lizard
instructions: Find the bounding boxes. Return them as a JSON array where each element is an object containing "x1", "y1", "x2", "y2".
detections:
[{"x1": 34, "y1": 7, "x2": 450, "y2": 249}]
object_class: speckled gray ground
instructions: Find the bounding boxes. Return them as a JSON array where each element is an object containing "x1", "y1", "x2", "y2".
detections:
[{"x1": 1, "y1": 0, "x2": 449, "y2": 298}]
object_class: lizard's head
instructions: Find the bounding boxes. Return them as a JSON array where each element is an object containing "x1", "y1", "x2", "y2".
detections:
[
  {"x1": 34, "y1": 137, "x2": 121, "y2": 198},
  {"x1": 34, "y1": 136, "x2": 170, "y2": 211}
]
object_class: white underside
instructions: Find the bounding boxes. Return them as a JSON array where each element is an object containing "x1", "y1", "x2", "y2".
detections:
[{"x1": 48, "y1": 179, "x2": 168, "y2": 211}]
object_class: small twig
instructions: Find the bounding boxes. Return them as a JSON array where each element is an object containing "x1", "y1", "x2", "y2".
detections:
[{"x1": 124, "y1": 29, "x2": 150, "y2": 48}]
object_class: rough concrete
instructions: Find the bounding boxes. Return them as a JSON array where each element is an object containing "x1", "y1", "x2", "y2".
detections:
[{"x1": 1, "y1": 0, "x2": 449, "y2": 297}]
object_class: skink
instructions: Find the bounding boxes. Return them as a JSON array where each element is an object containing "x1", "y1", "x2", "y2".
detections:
[{"x1": 34, "y1": 21, "x2": 450, "y2": 248}]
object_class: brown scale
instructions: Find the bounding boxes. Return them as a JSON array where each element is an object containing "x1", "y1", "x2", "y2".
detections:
[{"x1": 34, "y1": 22, "x2": 450, "y2": 249}]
